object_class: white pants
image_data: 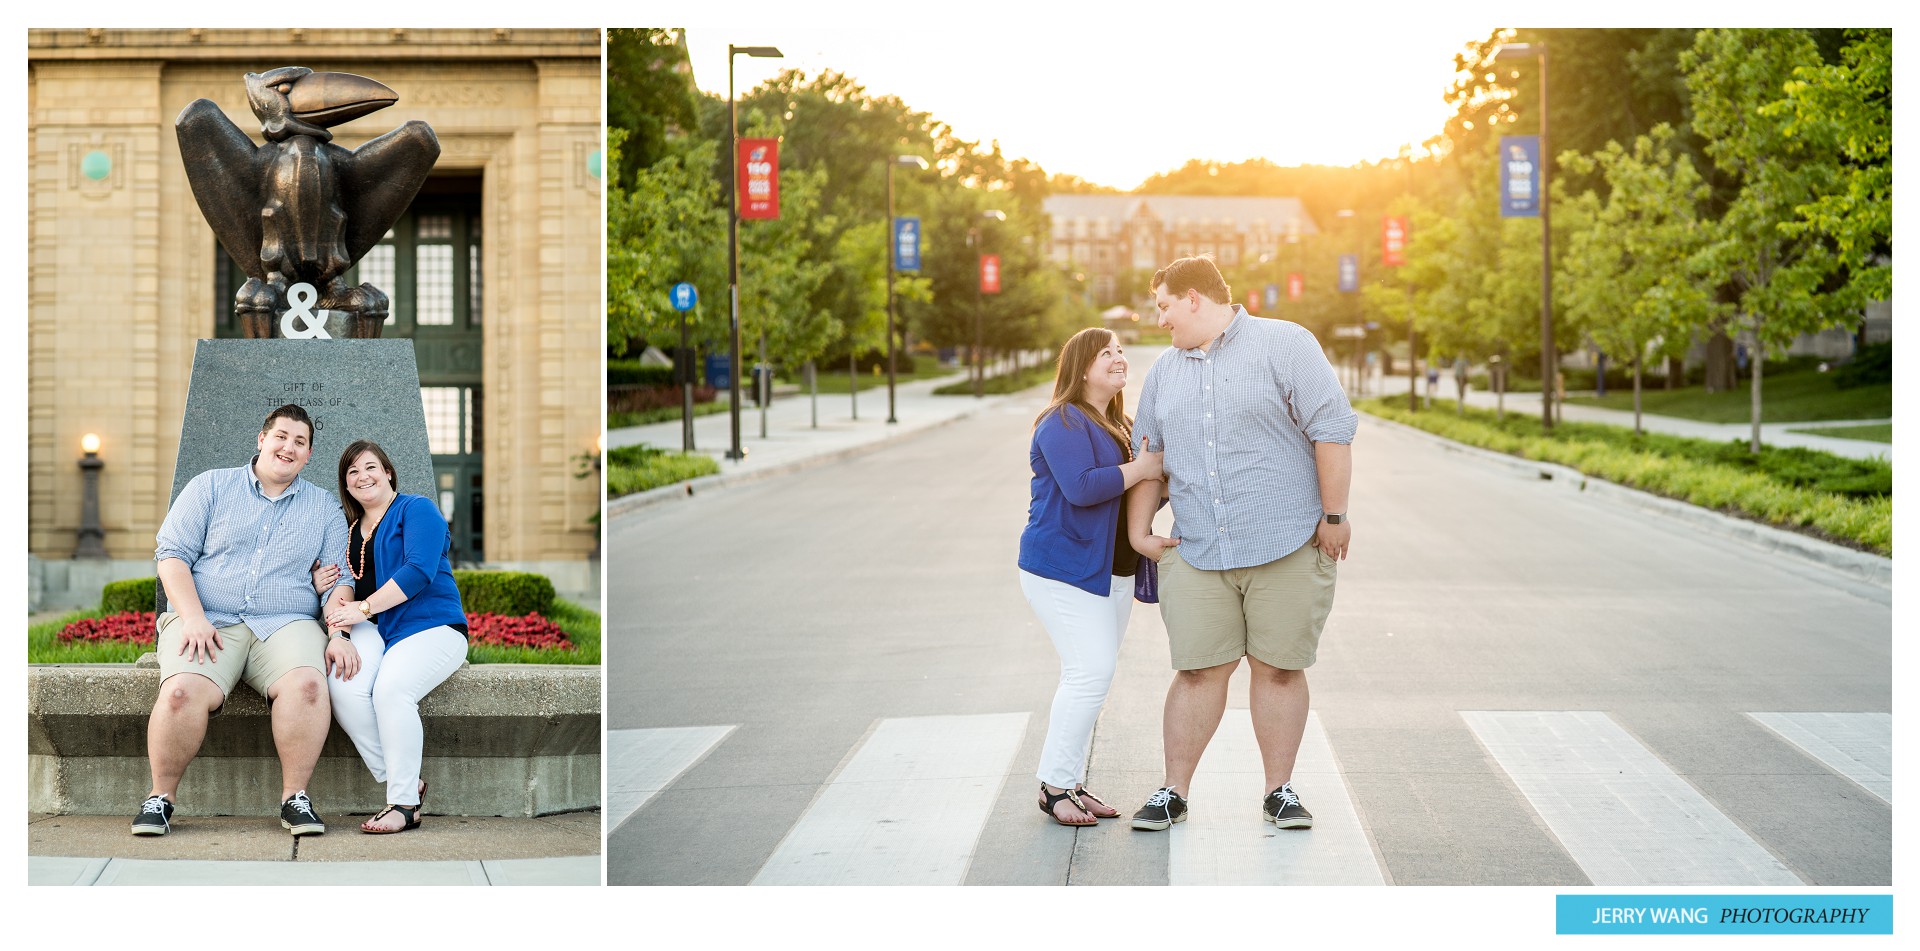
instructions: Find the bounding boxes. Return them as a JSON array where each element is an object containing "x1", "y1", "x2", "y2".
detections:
[
  {"x1": 1020, "y1": 570, "x2": 1132, "y2": 788},
  {"x1": 327, "y1": 622, "x2": 467, "y2": 806}
]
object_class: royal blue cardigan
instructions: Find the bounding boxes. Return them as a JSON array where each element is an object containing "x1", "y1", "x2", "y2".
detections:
[
  {"x1": 364, "y1": 493, "x2": 468, "y2": 647},
  {"x1": 1018, "y1": 403, "x2": 1130, "y2": 597}
]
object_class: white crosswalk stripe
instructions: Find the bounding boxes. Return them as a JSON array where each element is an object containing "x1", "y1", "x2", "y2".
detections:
[
  {"x1": 1749, "y1": 712, "x2": 1892, "y2": 804},
  {"x1": 1463, "y1": 710, "x2": 1802, "y2": 886},
  {"x1": 1171, "y1": 710, "x2": 1387, "y2": 885},
  {"x1": 752, "y1": 712, "x2": 1029, "y2": 886},
  {"x1": 606, "y1": 725, "x2": 737, "y2": 834}
]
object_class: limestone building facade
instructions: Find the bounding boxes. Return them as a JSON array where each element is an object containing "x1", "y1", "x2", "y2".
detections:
[
  {"x1": 27, "y1": 28, "x2": 603, "y2": 606},
  {"x1": 1043, "y1": 194, "x2": 1318, "y2": 306}
]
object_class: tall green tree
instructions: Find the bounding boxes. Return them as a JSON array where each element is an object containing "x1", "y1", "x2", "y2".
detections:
[
  {"x1": 605, "y1": 130, "x2": 726, "y2": 357},
  {"x1": 607, "y1": 29, "x2": 700, "y2": 182},
  {"x1": 1559, "y1": 126, "x2": 1715, "y2": 433},
  {"x1": 1684, "y1": 28, "x2": 1854, "y2": 452}
]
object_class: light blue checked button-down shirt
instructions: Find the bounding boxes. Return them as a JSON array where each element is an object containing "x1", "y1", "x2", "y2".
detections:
[
  {"x1": 1133, "y1": 307, "x2": 1357, "y2": 571},
  {"x1": 153, "y1": 457, "x2": 351, "y2": 639}
]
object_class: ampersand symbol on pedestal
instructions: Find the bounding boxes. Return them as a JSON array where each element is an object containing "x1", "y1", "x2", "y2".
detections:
[{"x1": 280, "y1": 283, "x2": 333, "y2": 339}]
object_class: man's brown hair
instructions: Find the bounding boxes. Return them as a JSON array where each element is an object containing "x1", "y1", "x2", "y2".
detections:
[
  {"x1": 1151, "y1": 254, "x2": 1232, "y2": 305},
  {"x1": 261, "y1": 403, "x2": 315, "y2": 444}
]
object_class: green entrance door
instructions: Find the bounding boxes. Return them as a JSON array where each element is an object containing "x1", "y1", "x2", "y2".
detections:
[{"x1": 217, "y1": 181, "x2": 486, "y2": 562}]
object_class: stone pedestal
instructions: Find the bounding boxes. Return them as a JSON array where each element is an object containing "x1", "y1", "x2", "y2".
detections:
[{"x1": 163, "y1": 338, "x2": 437, "y2": 610}]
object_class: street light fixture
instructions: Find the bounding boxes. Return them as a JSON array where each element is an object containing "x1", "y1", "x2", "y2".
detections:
[
  {"x1": 76, "y1": 433, "x2": 107, "y2": 559},
  {"x1": 886, "y1": 154, "x2": 930, "y2": 424},
  {"x1": 1494, "y1": 40, "x2": 1554, "y2": 431},
  {"x1": 726, "y1": 43, "x2": 783, "y2": 462},
  {"x1": 970, "y1": 209, "x2": 1006, "y2": 399}
]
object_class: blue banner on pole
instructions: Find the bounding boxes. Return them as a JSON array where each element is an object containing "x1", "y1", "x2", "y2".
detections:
[
  {"x1": 1264, "y1": 284, "x2": 1280, "y2": 309},
  {"x1": 670, "y1": 282, "x2": 698, "y2": 312},
  {"x1": 1338, "y1": 255, "x2": 1359, "y2": 292},
  {"x1": 894, "y1": 217, "x2": 921, "y2": 271},
  {"x1": 1501, "y1": 135, "x2": 1542, "y2": 218}
]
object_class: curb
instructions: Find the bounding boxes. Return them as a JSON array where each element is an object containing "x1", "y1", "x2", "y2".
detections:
[
  {"x1": 607, "y1": 394, "x2": 1008, "y2": 519},
  {"x1": 1358, "y1": 412, "x2": 1893, "y2": 590}
]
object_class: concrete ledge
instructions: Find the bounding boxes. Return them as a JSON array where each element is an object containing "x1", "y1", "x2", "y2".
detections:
[
  {"x1": 1359, "y1": 412, "x2": 1893, "y2": 589},
  {"x1": 29, "y1": 661, "x2": 600, "y2": 818}
]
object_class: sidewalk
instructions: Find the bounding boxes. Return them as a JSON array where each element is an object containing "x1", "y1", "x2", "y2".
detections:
[
  {"x1": 608, "y1": 368, "x2": 1035, "y2": 517},
  {"x1": 1374, "y1": 374, "x2": 1893, "y2": 462},
  {"x1": 28, "y1": 811, "x2": 601, "y2": 885}
]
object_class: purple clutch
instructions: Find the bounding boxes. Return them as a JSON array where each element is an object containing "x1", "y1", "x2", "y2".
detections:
[{"x1": 1134, "y1": 554, "x2": 1159, "y2": 603}]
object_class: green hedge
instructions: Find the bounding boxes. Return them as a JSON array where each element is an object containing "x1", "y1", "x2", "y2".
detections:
[
  {"x1": 1358, "y1": 397, "x2": 1891, "y2": 555},
  {"x1": 451, "y1": 570, "x2": 556, "y2": 617},
  {"x1": 607, "y1": 444, "x2": 721, "y2": 497},
  {"x1": 100, "y1": 571, "x2": 557, "y2": 617},
  {"x1": 608, "y1": 359, "x2": 677, "y2": 387},
  {"x1": 100, "y1": 577, "x2": 159, "y2": 614}
]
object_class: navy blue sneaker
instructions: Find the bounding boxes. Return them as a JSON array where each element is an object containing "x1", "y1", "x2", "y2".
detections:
[
  {"x1": 131, "y1": 794, "x2": 174, "y2": 836},
  {"x1": 280, "y1": 791, "x2": 326, "y2": 836},
  {"x1": 1263, "y1": 782, "x2": 1313, "y2": 829},
  {"x1": 1131, "y1": 786, "x2": 1189, "y2": 831}
]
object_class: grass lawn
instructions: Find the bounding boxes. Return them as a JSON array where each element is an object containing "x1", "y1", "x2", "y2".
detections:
[
  {"x1": 1358, "y1": 397, "x2": 1891, "y2": 555},
  {"x1": 1565, "y1": 368, "x2": 1891, "y2": 423},
  {"x1": 607, "y1": 443, "x2": 720, "y2": 497},
  {"x1": 932, "y1": 365, "x2": 1054, "y2": 396},
  {"x1": 781, "y1": 363, "x2": 956, "y2": 394},
  {"x1": 1787, "y1": 422, "x2": 1892, "y2": 443},
  {"x1": 28, "y1": 599, "x2": 602, "y2": 665}
]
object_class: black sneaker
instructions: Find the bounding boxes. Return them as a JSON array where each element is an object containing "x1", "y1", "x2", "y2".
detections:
[
  {"x1": 1263, "y1": 782, "x2": 1313, "y2": 829},
  {"x1": 280, "y1": 791, "x2": 326, "y2": 836},
  {"x1": 1131, "y1": 786, "x2": 1189, "y2": 831},
  {"x1": 131, "y1": 794, "x2": 173, "y2": 836}
]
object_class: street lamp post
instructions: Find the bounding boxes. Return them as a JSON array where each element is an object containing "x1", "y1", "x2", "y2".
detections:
[
  {"x1": 886, "y1": 154, "x2": 929, "y2": 424},
  {"x1": 726, "y1": 43, "x2": 782, "y2": 462},
  {"x1": 76, "y1": 433, "x2": 107, "y2": 559},
  {"x1": 970, "y1": 209, "x2": 1005, "y2": 399},
  {"x1": 1495, "y1": 40, "x2": 1553, "y2": 431}
]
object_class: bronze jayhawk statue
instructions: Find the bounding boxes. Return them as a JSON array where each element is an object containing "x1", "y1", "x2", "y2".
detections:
[{"x1": 177, "y1": 67, "x2": 440, "y2": 338}]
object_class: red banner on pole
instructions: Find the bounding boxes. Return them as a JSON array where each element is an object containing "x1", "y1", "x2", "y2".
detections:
[
  {"x1": 1382, "y1": 216, "x2": 1409, "y2": 266},
  {"x1": 738, "y1": 138, "x2": 780, "y2": 219},
  {"x1": 980, "y1": 254, "x2": 1001, "y2": 294},
  {"x1": 1287, "y1": 272, "x2": 1304, "y2": 300},
  {"x1": 1243, "y1": 292, "x2": 1258, "y2": 314}
]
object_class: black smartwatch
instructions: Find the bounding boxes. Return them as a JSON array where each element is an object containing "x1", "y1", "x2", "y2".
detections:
[{"x1": 1323, "y1": 512, "x2": 1346, "y2": 524}]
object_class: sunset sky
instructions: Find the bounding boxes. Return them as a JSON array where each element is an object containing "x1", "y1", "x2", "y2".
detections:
[{"x1": 683, "y1": 22, "x2": 1476, "y2": 189}]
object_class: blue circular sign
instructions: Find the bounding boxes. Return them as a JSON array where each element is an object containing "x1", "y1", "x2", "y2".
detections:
[{"x1": 670, "y1": 282, "x2": 698, "y2": 312}]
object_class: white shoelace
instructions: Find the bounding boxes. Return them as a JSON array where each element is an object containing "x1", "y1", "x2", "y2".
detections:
[
  {"x1": 1272, "y1": 785, "x2": 1301, "y2": 807},
  {"x1": 286, "y1": 791, "x2": 314, "y2": 814},
  {"x1": 1144, "y1": 786, "x2": 1179, "y2": 808},
  {"x1": 141, "y1": 796, "x2": 169, "y2": 815}
]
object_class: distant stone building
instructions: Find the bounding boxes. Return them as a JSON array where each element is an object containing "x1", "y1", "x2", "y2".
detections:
[
  {"x1": 1043, "y1": 194, "x2": 1318, "y2": 305},
  {"x1": 27, "y1": 27, "x2": 603, "y2": 608}
]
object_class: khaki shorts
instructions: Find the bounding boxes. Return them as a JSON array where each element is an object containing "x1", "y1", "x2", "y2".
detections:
[
  {"x1": 156, "y1": 613, "x2": 328, "y2": 704},
  {"x1": 1158, "y1": 538, "x2": 1338, "y2": 670}
]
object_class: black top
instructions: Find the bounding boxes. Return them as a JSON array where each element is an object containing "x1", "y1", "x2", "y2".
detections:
[{"x1": 1106, "y1": 431, "x2": 1137, "y2": 578}]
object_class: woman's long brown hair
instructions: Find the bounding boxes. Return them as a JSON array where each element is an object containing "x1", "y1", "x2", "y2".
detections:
[{"x1": 1035, "y1": 327, "x2": 1132, "y2": 458}]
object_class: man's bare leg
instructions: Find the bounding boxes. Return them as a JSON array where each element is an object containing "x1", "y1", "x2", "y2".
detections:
[
  {"x1": 1247, "y1": 656, "x2": 1309, "y2": 792},
  {"x1": 1162, "y1": 660, "x2": 1239, "y2": 794},
  {"x1": 147, "y1": 672, "x2": 224, "y2": 797},
  {"x1": 265, "y1": 666, "x2": 331, "y2": 800}
]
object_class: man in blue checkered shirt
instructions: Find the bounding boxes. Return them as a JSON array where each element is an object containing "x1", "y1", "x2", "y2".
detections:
[
  {"x1": 1124, "y1": 255, "x2": 1357, "y2": 832},
  {"x1": 132, "y1": 404, "x2": 359, "y2": 838}
]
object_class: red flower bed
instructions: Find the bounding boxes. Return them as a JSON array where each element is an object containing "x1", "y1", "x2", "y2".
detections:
[
  {"x1": 466, "y1": 611, "x2": 575, "y2": 651},
  {"x1": 60, "y1": 611, "x2": 156, "y2": 645}
]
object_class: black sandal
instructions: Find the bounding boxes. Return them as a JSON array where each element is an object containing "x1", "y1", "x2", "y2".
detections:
[
  {"x1": 1074, "y1": 786, "x2": 1121, "y2": 819},
  {"x1": 361, "y1": 803, "x2": 420, "y2": 834},
  {"x1": 1038, "y1": 784, "x2": 1097, "y2": 826}
]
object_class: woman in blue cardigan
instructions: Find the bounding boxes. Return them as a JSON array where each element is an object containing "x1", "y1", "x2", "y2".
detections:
[
  {"x1": 1019, "y1": 327, "x2": 1164, "y2": 825},
  {"x1": 318, "y1": 440, "x2": 470, "y2": 834}
]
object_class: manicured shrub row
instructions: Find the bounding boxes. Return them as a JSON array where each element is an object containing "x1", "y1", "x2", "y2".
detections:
[
  {"x1": 1358, "y1": 398, "x2": 1891, "y2": 555},
  {"x1": 104, "y1": 571, "x2": 557, "y2": 618},
  {"x1": 932, "y1": 365, "x2": 1053, "y2": 396},
  {"x1": 606, "y1": 443, "x2": 720, "y2": 497},
  {"x1": 100, "y1": 578, "x2": 158, "y2": 614},
  {"x1": 607, "y1": 360, "x2": 677, "y2": 387}
]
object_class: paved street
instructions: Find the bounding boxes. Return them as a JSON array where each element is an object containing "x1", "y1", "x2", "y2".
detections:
[{"x1": 605, "y1": 377, "x2": 1891, "y2": 887}]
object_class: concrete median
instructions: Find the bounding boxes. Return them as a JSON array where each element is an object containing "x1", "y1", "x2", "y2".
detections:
[{"x1": 28, "y1": 658, "x2": 600, "y2": 818}]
